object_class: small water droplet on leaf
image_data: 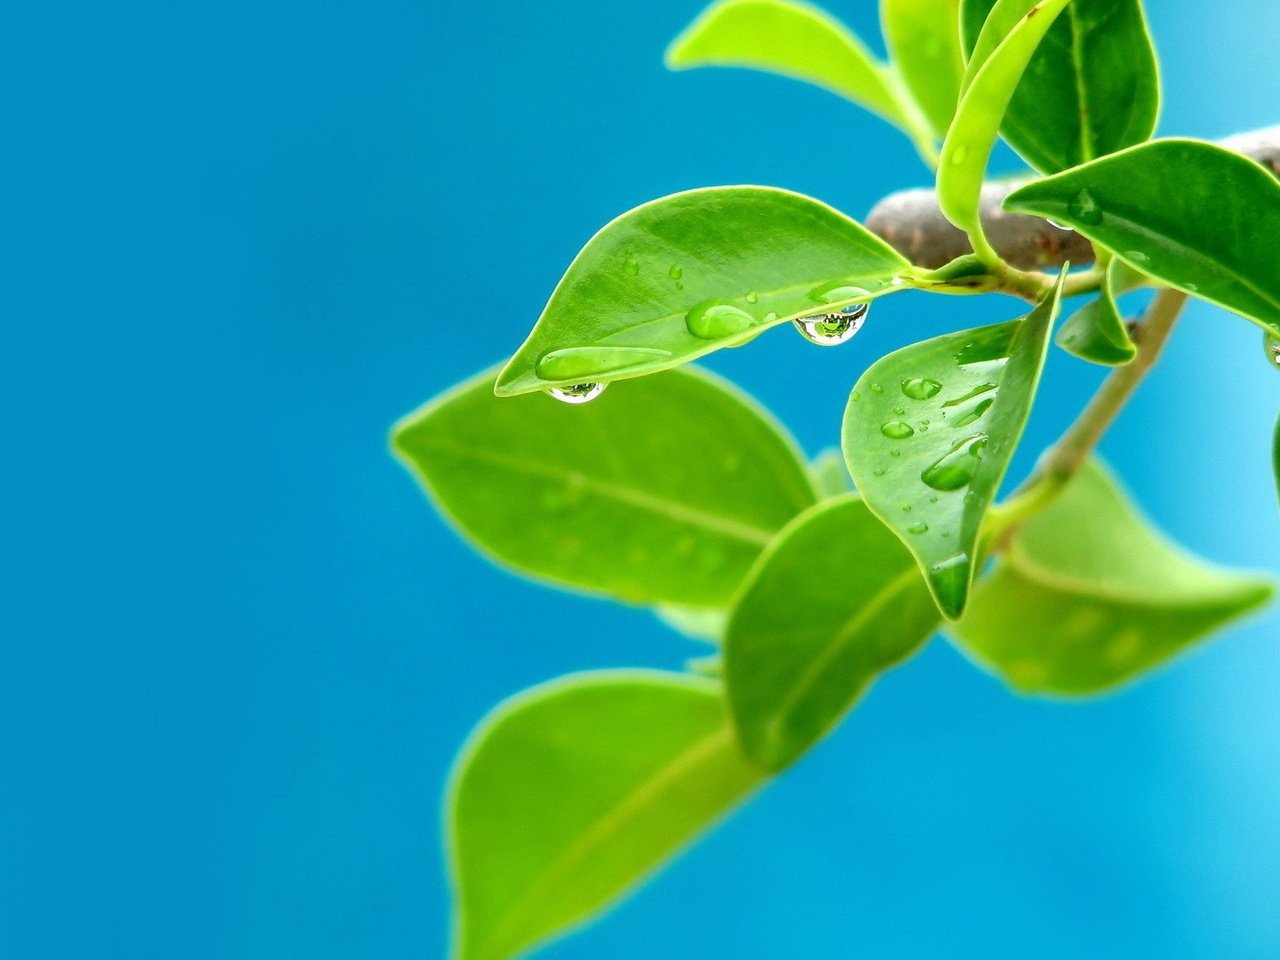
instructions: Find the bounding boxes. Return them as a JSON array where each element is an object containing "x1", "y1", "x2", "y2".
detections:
[{"x1": 685, "y1": 300, "x2": 756, "y2": 340}]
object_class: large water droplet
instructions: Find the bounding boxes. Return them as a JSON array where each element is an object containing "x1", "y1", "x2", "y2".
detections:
[
  {"x1": 547, "y1": 382, "x2": 606, "y2": 404},
  {"x1": 881, "y1": 421, "x2": 915, "y2": 439},
  {"x1": 920, "y1": 435, "x2": 988, "y2": 491},
  {"x1": 537, "y1": 345, "x2": 671, "y2": 380},
  {"x1": 941, "y1": 383, "x2": 998, "y2": 428},
  {"x1": 685, "y1": 300, "x2": 756, "y2": 340},
  {"x1": 793, "y1": 308, "x2": 866, "y2": 346},
  {"x1": 1067, "y1": 189, "x2": 1103, "y2": 226},
  {"x1": 902, "y1": 378, "x2": 942, "y2": 400}
]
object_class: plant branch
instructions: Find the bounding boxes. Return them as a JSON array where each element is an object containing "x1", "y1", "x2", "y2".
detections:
[{"x1": 867, "y1": 125, "x2": 1280, "y2": 269}]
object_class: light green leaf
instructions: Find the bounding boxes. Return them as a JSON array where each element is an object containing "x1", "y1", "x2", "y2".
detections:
[
  {"x1": 667, "y1": 0, "x2": 933, "y2": 157},
  {"x1": 393, "y1": 366, "x2": 817, "y2": 607},
  {"x1": 654, "y1": 605, "x2": 728, "y2": 644},
  {"x1": 953, "y1": 460, "x2": 1275, "y2": 694},
  {"x1": 842, "y1": 272, "x2": 1065, "y2": 618},
  {"x1": 938, "y1": 0, "x2": 1074, "y2": 260},
  {"x1": 810, "y1": 447, "x2": 855, "y2": 498},
  {"x1": 495, "y1": 186, "x2": 910, "y2": 396},
  {"x1": 961, "y1": 0, "x2": 1158, "y2": 173},
  {"x1": 1005, "y1": 139, "x2": 1280, "y2": 336},
  {"x1": 725, "y1": 496, "x2": 939, "y2": 769},
  {"x1": 448, "y1": 671, "x2": 765, "y2": 960},
  {"x1": 882, "y1": 0, "x2": 965, "y2": 139},
  {"x1": 1057, "y1": 260, "x2": 1136, "y2": 366}
]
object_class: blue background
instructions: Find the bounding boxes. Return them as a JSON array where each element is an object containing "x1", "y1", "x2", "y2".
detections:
[{"x1": 102, "y1": 1, "x2": 1280, "y2": 957}]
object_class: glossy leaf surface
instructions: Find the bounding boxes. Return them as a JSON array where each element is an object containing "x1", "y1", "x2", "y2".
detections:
[
  {"x1": 1057, "y1": 260, "x2": 1136, "y2": 365},
  {"x1": 961, "y1": 0, "x2": 1158, "y2": 173},
  {"x1": 842, "y1": 275, "x2": 1064, "y2": 618},
  {"x1": 667, "y1": 0, "x2": 922, "y2": 140},
  {"x1": 1005, "y1": 139, "x2": 1280, "y2": 336},
  {"x1": 449, "y1": 671, "x2": 765, "y2": 960},
  {"x1": 954, "y1": 461, "x2": 1274, "y2": 694},
  {"x1": 938, "y1": 0, "x2": 1074, "y2": 251},
  {"x1": 725, "y1": 497, "x2": 939, "y2": 769},
  {"x1": 882, "y1": 0, "x2": 965, "y2": 138},
  {"x1": 495, "y1": 187, "x2": 910, "y2": 395},
  {"x1": 394, "y1": 366, "x2": 816, "y2": 607}
]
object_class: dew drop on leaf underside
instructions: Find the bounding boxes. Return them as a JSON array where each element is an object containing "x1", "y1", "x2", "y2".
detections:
[
  {"x1": 920, "y1": 435, "x2": 989, "y2": 491},
  {"x1": 547, "y1": 382, "x2": 607, "y2": 404},
  {"x1": 793, "y1": 302, "x2": 869, "y2": 347}
]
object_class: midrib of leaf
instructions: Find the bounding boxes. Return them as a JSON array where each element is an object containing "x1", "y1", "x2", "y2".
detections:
[
  {"x1": 476, "y1": 725, "x2": 747, "y2": 960},
  {"x1": 419, "y1": 438, "x2": 777, "y2": 546},
  {"x1": 758, "y1": 564, "x2": 924, "y2": 757},
  {"x1": 1066, "y1": 4, "x2": 1092, "y2": 163}
]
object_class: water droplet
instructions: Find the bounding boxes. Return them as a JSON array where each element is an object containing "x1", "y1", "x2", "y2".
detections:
[
  {"x1": 950, "y1": 143, "x2": 970, "y2": 166},
  {"x1": 764, "y1": 311, "x2": 778, "y2": 321},
  {"x1": 793, "y1": 303, "x2": 868, "y2": 347},
  {"x1": 1266, "y1": 333, "x2": 1280, "y2": 369},
  {"x1": 745, "y1": 291, "x2": 758, "y2": 304},
  {"x1": 870, "y1": 383, "x2": 884, "y2": 394},
  {"x1": 1125, "y1": 250, "x2": 1150, "y2": 264},
  {"x1": 929, "y1": 496, "x2": 939, "y2": 504},
  {"x1": 537, "y1": 345, "x2": 671, "y2": 380},
  {"x1": 685, "y1": 300, "x2": 756, "y2": 340},
  {"x1": 907, "y1": 521, "x2": 929, "y2": 535},
  {"x1": 920, "y1": 435, "x2": 988, "y2": 491},
  {"x1": 547, "y1": 382, "x2": 606, "y2": 404},
  {"x1": 1067, "y1": 189, "x2": 1103, "y2": 226},
  {"x1": 873, "y1": 467, "x2": 887, "y2": 477},
  {"x1": 918, "y1": 424, "x2": 929, "y2": 432},
  {"x1": 623, "y1": 258, "x2": 639, "y2": 276},
  {"x1": 902, "y1": 378, "x2": 942, "y2": 400},
  {"x1": 850, "y1": 390, "x2": 862, "y2": 403},
  {"x1": 890, "y1": 450, "x2": 901, "y2": 459},
  {"x1": 669, "y1": 265, "x2": 683, "y2": 280},
  {"x1": 881, "y1": 421, "x2": 914, "y2": 439},
  {"x1": 1047, "y1": 218, "x2": 1075, "y2": 232},
  {"x1": 929, "y1": 553, "x2": 971, "y2": 602},
  {"x1": 901, "y1": 504, "x2": 912, "y2": 513},
  {"x1": 941, "y1": 383, "x2": 998, "y2": 427}
]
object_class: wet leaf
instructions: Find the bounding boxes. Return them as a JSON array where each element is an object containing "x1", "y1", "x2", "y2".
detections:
[
  {"x1": 494, "y1": 186, "x2": 909, "y2": 395},
  {"x1": 725, "y1": 496, "x2": 938, "y2": 769},
  {"x1": 449, "y1": 671, "x2": 765, "y2": 960},
  {"x1": 842, "y1": 273, "x2": 1065, "y2": 618},
  {"x1": 1005, "y1": 139, "x2": 1280, "y2": 336},
  {"x1": 393, "y1": 366, "x2": 816, "y2": 607},
  {"x1": 953, "y1": 460, "x2": 1274, "y2": 694}
]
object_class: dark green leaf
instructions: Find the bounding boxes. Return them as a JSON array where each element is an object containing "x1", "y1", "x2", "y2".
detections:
[
  {"x1": 953, "y1": 460, "x2": 1275, "y2": 694},
  {"x1": 842, "y1": 273, "x2": 1065, "y2": 618},
  {"x1": 1057, "y1": 260, "x2": 1136, "y2": 365},
  {"x1": 495, "y1": 187, "x2": 910, "y2": 395},
  {"x1": 938, "y1": 0, "x2": 1075, "y2": 256},
  {"x1": 882, "y1": 0, "x2": 965, "y2": 139},
  {"x1": 810, "y1": 447, "x2": 854, "y2": 498},
  {"x1": 449, "y1": 671, "x2": 765, "y2": 960},
  {"x1": 725, "y1": 496, "x2": 938, "y2": 769},
  {"x1": 1005, "y1": 139, "x2": 1280, "y2": 336},
  {"x1": 961, "y1": 0, "x2": 1159, "y2": 173},
  {"x1": 667, "y1": 0, "x2": 933, "y2": 158},
  {"x1": 393, "y1": 366, "x2": 817, "y2": 607}
]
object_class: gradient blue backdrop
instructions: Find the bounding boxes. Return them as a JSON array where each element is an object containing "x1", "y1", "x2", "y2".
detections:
[{"x1": 108, "y1": 1, "x2": 1279, "y2": 957}]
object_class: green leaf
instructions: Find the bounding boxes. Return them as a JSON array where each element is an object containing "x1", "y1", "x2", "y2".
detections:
[
  {"x1": 953, "y1": 460, "x2": 1275, "y2": 694},
  {"x1": 1005, "y1": 139, "x2": 1280, "y2": 336},
  {"x1": 654, "y1": 605, "x2": 727, "y2": 644},
  {"x1": 842, "y1": 272, "x2": 1065, "y2": 618},
  {"x1": 881, "y1": 0, "x2": 965, "y2": 139},
  {"x1": 1274, "y1": 410, "x2": 1280, "y2": 507},
  {"x1": 448, "y1": 671, "x2": 765, "y2": 960},
  {"x1": 666, "y1": 0, "x2": 933, "y2": 157},
  {"x1": 725, "y1": 496, "x2": 939, "y2": 769},
  {"x1": 495, "y1": 186, "x2": 910, "y2": 396},
  {"x1": 938, "y1": 0, "x2": 1075, "y2": 259},
  {"x1": 810, "y1": 447, "x2": 854, "y2": 498},
  {"x1": 960, "y1": 0, "x2": 1158, "y2": 173},
  {"x1": 1057, "y1": 260, "x2": 1136, "y2": 366},
  {"x1": 393, "y1": 366, "x2": 817, "y2": 607}
]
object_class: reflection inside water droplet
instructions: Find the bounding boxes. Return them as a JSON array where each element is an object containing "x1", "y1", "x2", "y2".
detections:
[
  {"x1": 793, "y1": 301, "x2": 869, "y2": 347},
  {"x1": 547, "y1": 382, "x2": 606, "y2": 404},
  {"x1": 1047, "y1": 218, "x2": 1075, "y2": 232}
]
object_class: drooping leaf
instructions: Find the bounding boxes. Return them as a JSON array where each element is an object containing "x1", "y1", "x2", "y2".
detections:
[
  {"x1": 1057, "y1": 259, "x2": 1136, "y2": 366},
  {"x1": 810, "y1": 447, "x2": 855, "y2": 498},
  {"x1": 654, "y1": 605, "x2": 728, "y2": 644},
  {"x1": 953, "y1": 460, "x2": 1275, "y2": 694},
  {"x1": 494, "y1": 187, "x2": 910, "y2": 396},
  {"x1": 725, "y1": 496, "x2": 939, "y2": 769},
  {"x1": 938, "y1": 0, "x2": 1075, "y2": 257},
  {"x1": 1005, "y1": 139, "x2": 1280, "y2": 336},
  {"x1": 393, "y1": 366, "x2": 817, "y2": 607},
  {"x1": 842, "y1": 272, "x2": 1065, "y2": 618},
  {"x1": 961, "y1": 0, "x2": 1159, "y2": 173},
  {"x1": 881, "y1": 0, "x2": 965, "y2": 139},
  {"x1": 448, "y1": 671, "x2": 765, "y2": 960},
  {"x1": 666, "y1": 0, "x2": 933, "y2": 157}
]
